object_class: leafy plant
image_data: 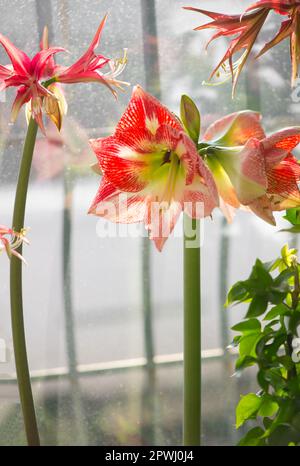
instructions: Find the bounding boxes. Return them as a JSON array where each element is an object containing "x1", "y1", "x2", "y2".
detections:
[{"x1": 227, "y1": 244, "x2": 300, "y2": 446}]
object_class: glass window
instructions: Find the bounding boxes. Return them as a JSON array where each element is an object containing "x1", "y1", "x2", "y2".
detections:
[{"x1": 0, "y1": 0, "x2": 298, "y2": 445}]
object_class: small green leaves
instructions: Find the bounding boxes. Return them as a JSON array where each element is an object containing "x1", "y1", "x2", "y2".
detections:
[
  {"x1": 236, "y1": 393, "x2": 262, "y2": 429},
  {"x1": 180, "y1": 95, "x2": 201, "y2": 143},
  {"x1": 229, "y1": 247, "x2": 300, "y2": 445}
]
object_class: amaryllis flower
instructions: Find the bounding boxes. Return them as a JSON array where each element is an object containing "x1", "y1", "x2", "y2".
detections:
[
  {"x1": 24, "y1": 26, "x2": 67, "y2": 132},
  {"x1": 183, "y1": 5, "x2": 271, "y2": 94},
  {"x1": 88, "y1": 86, "x2": 219, "y2": 251},
  {"x1": 0, "y1": 225, "x2": 28, "y2": 262},
  {"x1": 199, "y1": 110, "x2": 300, "y2": 224},
  {"x1": 0, "y1": 31, "x2": 65, "y2": 130},
  {"x1": 246, "y1": 1, "x2": 300, "y2": 85},
  {"x1": 184, "y1": 2, "x2": 300, "y2": 90},
  {"x1": 0, "y1": 15, "x2": 127, "y2": 132}
]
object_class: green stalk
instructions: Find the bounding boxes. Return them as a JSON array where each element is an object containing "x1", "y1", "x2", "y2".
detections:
[
  {"x1": 10, "y1": 117, "x2": 40, "y2": 446},
  {"x1": 183, "y1": 214, "x2": 201, "y2": 446}
]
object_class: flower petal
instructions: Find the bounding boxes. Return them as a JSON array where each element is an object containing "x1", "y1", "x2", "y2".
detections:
[
  {"x1": 0, "y1": 64, "x2": 13, "y2": 80},
  {"x1": 245, "y1": 1, "x2": 292, "y2": 15},
  {"x1": 267, "y1": 155, "x2": 300, "y2": 207},
  {"x1": 262, "y1": 127, "x2": 300, "y2": 170},
  {"x1": 0, "y1": 33, "x2": 31, "y2": 75},
  {"x1": 88, "y1": 177, "x2": 147, "y2": 223},
  {"x1": 256, "y1": 18, "x2": 293, "y2": 58},
  {"x1": 115, "y1": 86, "x2": 182, "y2": 140},
  {"x1": 11, "y1": 85, "x2": 31, "y2": 122},
  {"x1": 90, "y1": 136, "x2": 148, "y2": 192},
  {"x1": 31, "y1": 47, "x2": 66, "y2": 79},
  {"x1": 145, "y1": 198, "x2": 182, "y2": 251},
  {"x1": 70, "y1": 15, "x2": 108, "y2": 74},
  {"x1": 203, "y1": 111, "x2": 265, "y2": 146},
  {"x1": 206, "y1": 157, "x2": 240, "y2": 208},
  {"x1": 248, "y1": 195, "x2": 276, "y2": 225}
]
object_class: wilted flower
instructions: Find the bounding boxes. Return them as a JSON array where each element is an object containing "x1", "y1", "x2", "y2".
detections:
[{"x1": 184, "y1": 1, "x2": 300, "y2": 92}]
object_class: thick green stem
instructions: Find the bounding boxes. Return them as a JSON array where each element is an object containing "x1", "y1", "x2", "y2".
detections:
[
  {"x1": 10, "y1": 117, "x2": 40, "y2": 446},
  {"x1": 183, "y1": 215, "x2": 201, "y2": 446}
]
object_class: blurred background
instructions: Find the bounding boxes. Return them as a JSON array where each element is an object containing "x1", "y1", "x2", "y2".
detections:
[{"x1": 0, "y1": 0, "x2": 298, "y2": 446}]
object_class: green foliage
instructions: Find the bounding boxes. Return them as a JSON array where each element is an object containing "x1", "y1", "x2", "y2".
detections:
[
  {"x1": 281, "y1": 208, "x2": 300, "y2": 234},
  {"x1": 227, "y1": 244, "x2": 300, "y2": 446}
]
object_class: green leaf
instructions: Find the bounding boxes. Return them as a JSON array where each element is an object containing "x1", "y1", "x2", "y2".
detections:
[
  {"x1": 236, "y1": 393, "x2": 262, "y2": 429},
  {"x1": 239, "y1": 333, "x2": 261, "y2": 358},
  {"x1": 180, "y1": 95, "x2": 200, "y2": 143},
  {"x1": 237, "y1": 427, "x2": 265, "y2": 446},
  {"x1": 235, "y1": 355, "x2": 257, "y2": 371},
  {"x1": 284, "y1": 208, "x2": 300, "y2": 226},
  {"x1": 278, "y1": 355, "x2": 294, "y2": 371},
  {"x1": 264, "y1": 369, "x2": 286, "y2": 392},
  {"x1": 258, "y1": 397, "x2": 279, "y2": 418},
  {"x1": 246, "y1": 295, "x2": 268, "y2": 318},
  {"x1": 251, "y1": 259, "x2": 273, "y2": 288},
  {"x1": 264, "y1": 304, "x2": 290, "y2": 321},
  {"x1": 263, "y1": 417, "x2": 273, "y2": 430},
  {"x1": 261, "y1": 334, "x2": 287, "y2": 362},
  {"x1": 226, "y1": 281, "x2": 249, "y2": 306},
  {"x1": 231, "y1": 318, "x2": 261, "y2": 334}
]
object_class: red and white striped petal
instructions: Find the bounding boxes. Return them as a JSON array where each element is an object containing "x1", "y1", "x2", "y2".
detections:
[
  {"x1": 88, "y1": 178, "x2": 147, "y2": 223},
  {"x1": 145, "y1": 198, "x2": 183, "y2": 252},
  {"x1": 262, "y1": 127, "x2": 300, "y2": 170},
  {"x1": 115, "y1": 86, "x2": 182, "y2": 141}
]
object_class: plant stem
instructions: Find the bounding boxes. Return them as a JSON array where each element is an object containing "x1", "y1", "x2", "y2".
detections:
[
  {"x1": 183, "y1": 214, "x2": 201, "y2": 446},
  {"x1": 10, "y1": 117, "x2": 40, "y2": 446}
]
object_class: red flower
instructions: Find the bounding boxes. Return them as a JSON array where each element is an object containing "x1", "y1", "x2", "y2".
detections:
[
  {"x1": 0, "y1": 32, "x2": 64, "y2": 129},
  {"x1": 246, "y1": 1, "x2": 300, "y2": 85},
  {"x1": 89, "y1": 86, "x2": 219, "y2": 251},
  {"x1": 0, "y1": 15, "x2": 127, "y2": 131},
  {"x1": 184, "y1": 1, "x2": 300, "y2": 91},
  {"x1": 201, "y1": 111, "x2": 300, "y2": 224}
]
